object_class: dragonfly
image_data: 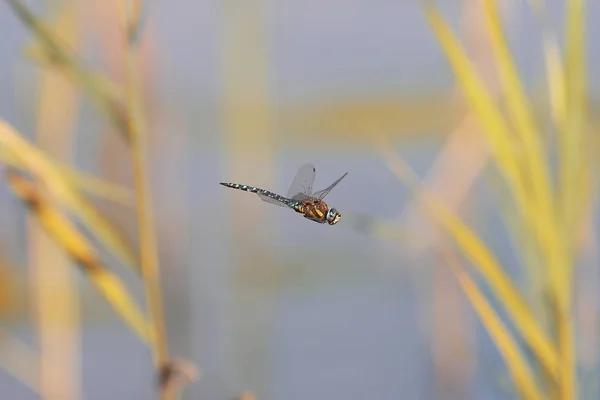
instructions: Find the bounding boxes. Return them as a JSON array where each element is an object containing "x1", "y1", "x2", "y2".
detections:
[{"x1": 220, "y1": 164, "x2": 347, "y2": 225}]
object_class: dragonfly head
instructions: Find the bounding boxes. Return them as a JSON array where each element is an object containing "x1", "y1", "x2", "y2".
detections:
[{"x1": 326, "y1": 207, "x2": 341, "y2": 225}]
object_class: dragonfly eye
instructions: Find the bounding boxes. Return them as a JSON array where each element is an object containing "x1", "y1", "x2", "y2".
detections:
[{"x1": 326, "y1": 208, "x2": 341, "y2": 225}]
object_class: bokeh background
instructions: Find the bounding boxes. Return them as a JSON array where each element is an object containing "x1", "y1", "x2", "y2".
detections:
[{"x1": 0, "y1": 0, "x2": 598, "y2": 399}]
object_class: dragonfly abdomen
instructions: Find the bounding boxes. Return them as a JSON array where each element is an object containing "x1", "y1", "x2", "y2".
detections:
[{"x1": 219, "y1": 182, "x2": 291, "y2": 205}]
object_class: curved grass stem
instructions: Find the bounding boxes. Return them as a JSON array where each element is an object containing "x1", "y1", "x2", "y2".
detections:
[{"x1": 119, "y1": 0, "x2": 169, "y2": 374}]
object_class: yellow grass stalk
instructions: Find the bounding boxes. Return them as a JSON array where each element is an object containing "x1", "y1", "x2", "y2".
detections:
[
  {"x1": 480, "y1": 0, "x2": 565, "y2": 283},
  {"x1": 556, "y1": 1, "x2": 587, "y2": 397},
  {"x1": 57, "y1": 167, "x2": 133, "y2": 205},
  {"x1": 8, "y1": 172, "x2": 150, "y2": 343},
  {"x1": 30, "y1": 5, "x2": 81, "y2": 398},
  {"x1": 562, "y1": 0, "x2": 587, "y2": 269},
  {"x1": 445, "y1": 255, "x2": 544, "y2": 400},
  {"x1": 220, "y1": 0, "x2": 276, "y2": 394},
  {"x1": 424, "y1": 1, "x2": 589, "y2": 396},
  {"x1": 425, "y1": 3, "x2": 569, "y2": 299},
  {"x1": 117, "y1": 0, "x2": 169, "y2": 372},
  {"x1": 0, "y1": 119, "x2": 138, "y2": 271},
  {"x1": 376, "y1": 138, "x2": 560, "y2": 379},
  {"x1": 423, "y1": 5, "x2": 529, "y2": 226},
  {"x1": 0, "y1": 149, "x2": 133, "y2": 206},
  {"x1": 479, "y1": 11, "x2": 577, "y2": 397},
  {"x1": 481, "y1": 0, "x2": 552, "y2": 207},
  {"x1": 524, "y1": 0, "x2": 567, "y2": 129}
]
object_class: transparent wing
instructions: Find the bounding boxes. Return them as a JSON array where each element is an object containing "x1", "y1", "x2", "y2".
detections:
[
  {"x1": 314, "y1": 172, "x2": 348, "y2": 200},
  {"x1": 286, "y1": 163, "x2": 316, "y2": 199},
  {"x1": 257, "y1": 193, "x2": 289, "y2": 207}
]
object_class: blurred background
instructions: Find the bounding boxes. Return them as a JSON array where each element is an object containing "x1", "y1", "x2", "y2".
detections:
[{"x1": 0, "y1": 0, "x2": 598, "y2": 399}]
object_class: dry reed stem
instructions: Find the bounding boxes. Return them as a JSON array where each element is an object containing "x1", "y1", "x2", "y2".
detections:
[
  {"x1": 6, "y1": 0, "x2": 130, "y2": 140},
  {"x1": 158, "y1": 358, "x2": 200, "y2": 400},
  {"x1": 422, "y1": 1, "x2": 592, "y2": 398},
  {"x1": 117, "y1": 0, "x2": 170, "y2": 385},
  {"x1": 376, "y1": 136, "x2": 560, "y2": 379},
  {"x1": 0, "y1": 117, "x2": 138, "y2": 272},
  {"x1": 443, "y1": 251, "x2": 545, "y2": 400},
  {"x1": 29, "y1": 3, "x2": 81, "y2": 398},
  {"x1": 220, "y1": 0, "x2": 275, "y2": 392},
  {"x1": 0, "y1": 146, "x2": 134, "y2": 206},
  {"x1": 7, "y1": 171, "x2": 150, "y2": 342},
  {"x1": 406, "y1": 2, "x2": 507, "y2": 394},
  {"x1": 557, "y1": 2, "x2": 587, "y2": 395}
]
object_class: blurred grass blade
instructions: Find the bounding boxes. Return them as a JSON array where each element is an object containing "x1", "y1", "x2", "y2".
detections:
[
  {"x1": 0, "y1": 148, "x2": 133, "y2": 205},
  {"x1": 0, "y1": 329, "x2": 40, "y2": 394},
  {"x1": 561, "y1": 0, "x2": 587, "y2": 251},
  {"x1": 481, "y1": 0, "x2": 555, "y2": 231},
  {"x1": 120, "y1": 0, "x2": 170, "y2": 372},
  {"x1": 0, "y1": 119, "x2": 138, "y2": 271},
  {"x1": 423, "y1": 4, "x2": 528, "y2": 227},
  {"x1": 59, "y1": 168, "x2": 133, "y2": 205},
  {"x1": 7, "y1": 171, "x2": 149, "y2": 342},
  {"x1": 524, "y1": 0, "x2": 567, "y2": 128},
  {"x1": 117, "y1": 0, "x2": 148, "y2": 47},
  {"x1": 376, "y1": 138, "x2": 560, "y2": 380},
  {"x1": 479, "y1": 3, "x2": 572, "y2": 369},
  {"x1": 558, "y1": 1, "x2": 587, "y2": 398},
  {"x1": 6, "y1": 0, "x2": 129, "y2": 140},
  {"x1": 424, "y1": 2, "x2": 565, "y2": 281},
  {"x1": 446, "y1": 256, "x2": 544, "y2": 400},
  {"x1": 159, "y1": 359, "x2": 200, "y2": 400},
  {"x1": 22, "y1": 41, "x2": 123, "y2": 103}
]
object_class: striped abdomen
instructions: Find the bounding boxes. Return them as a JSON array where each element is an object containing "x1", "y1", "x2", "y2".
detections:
[{"x1": 219, "y1": 182, "x2": 291, "y2": 206}]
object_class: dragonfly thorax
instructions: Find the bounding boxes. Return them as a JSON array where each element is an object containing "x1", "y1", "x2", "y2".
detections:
[{"x1": 293, "y1": 199, "x2": 340, "y2": 225}]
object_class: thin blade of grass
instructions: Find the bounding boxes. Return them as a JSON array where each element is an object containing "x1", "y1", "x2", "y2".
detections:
[
  {"x1": 31, "y1": 5, "x2": 82, "y2": 397},
  {"x1": 480, "y1": 0, "x2": 561, "y2": 265},
  {"x1": 558, "y1": 0, "x2": 588, "y2": 397},
  {"x1": 524, "y1": 0, "x2": 567, "y2": 129},
  {"x1": 425, "y1": 3, "x2": 566, "y2": 285},
  {"x1": 6, "y1": 0, "x2": 130, "y2": 140},
  {"x1": 7, "y1": 171, "x2": 149, "y2": 342},
  {"x1": 481, "y1": 0, "x2": 552, "y2": 197},
  {"x1": 562, "y1": 0, "x2": 587, "y2": 273},
  {"x1": 479, "y1": 8, "x2": 573, "y2": 387},
  {"x1": 556, "y1": 1, "x2": 587, "y2": 397},
  {"x1": 119, "y1": 0, "x2": 170, "y2": 372},
  {"x1": 0, "y1": 329, "x2": 40, "y2": 394},
  {"x1": 423, "y1": 4, "x2": 529, "y2": 231},
  {"x1": 445, "y1": 254, "x2": 544, "y2": 400},
  {"x1": 376, "y1": 138, "x2": 560, "y2": 380},
  {"x1": 59, "y1": 168, "x2": 133, "y2": 205},
  {"x1": 0, "y1": 119, "x2": 138, "y2": 271},
  {"x1": 0, "y1": 148, "x2": 133, "y2": 205}
]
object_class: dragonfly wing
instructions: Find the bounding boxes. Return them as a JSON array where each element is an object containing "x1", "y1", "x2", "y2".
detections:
[
  {"x1": 286, "y1": 163, "x2": 316, "y2": 198},
  {"x1": 257, "y1": 193, "x2": 289, "y2": 207},
  {"x1": 290, "y1": 193, "x2": 312, "y2": 201},
  {"x1": 314, "y1": 172, "x2": 348, "y2": 200}
]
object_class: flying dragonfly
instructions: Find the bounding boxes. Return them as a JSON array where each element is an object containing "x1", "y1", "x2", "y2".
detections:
[{"x1": 220, "y1": 164, "x2": 347, "y2": 225}]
